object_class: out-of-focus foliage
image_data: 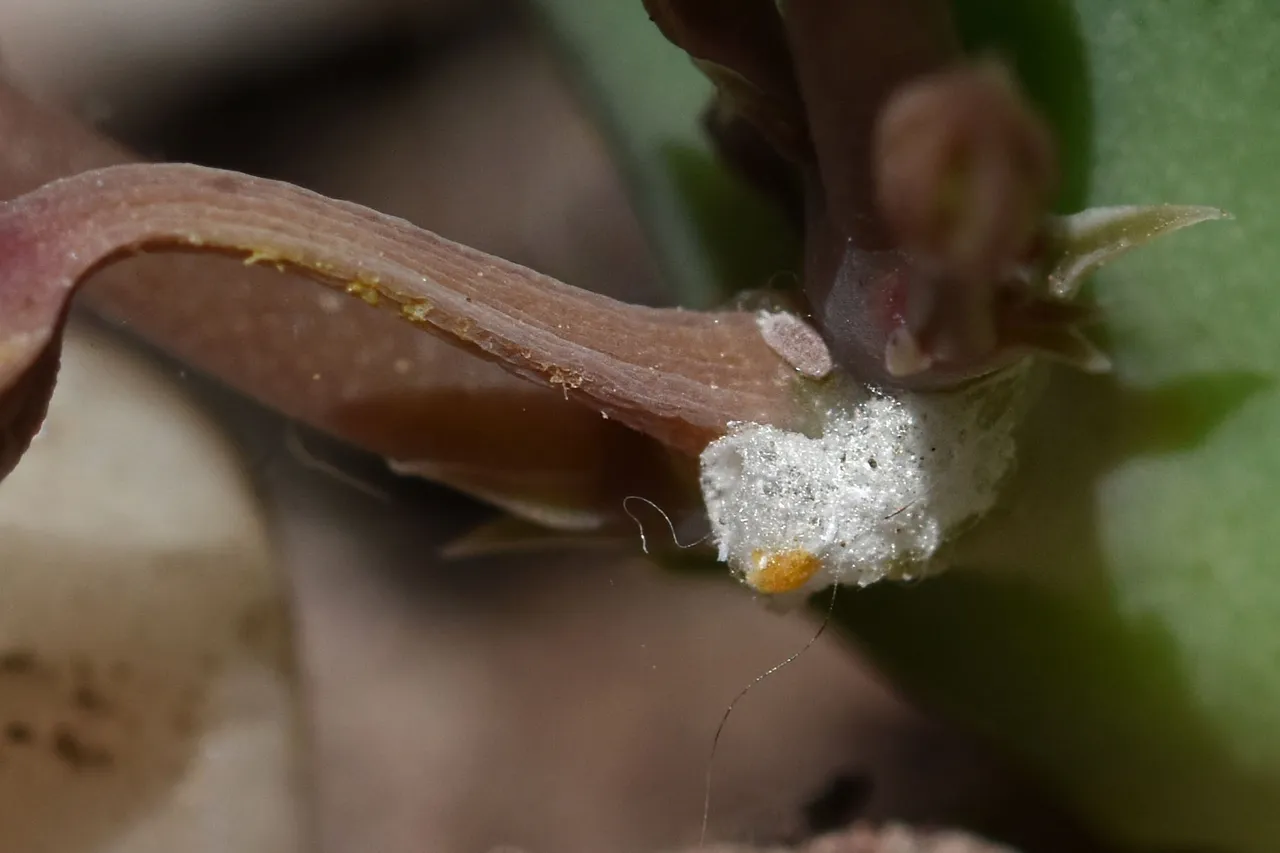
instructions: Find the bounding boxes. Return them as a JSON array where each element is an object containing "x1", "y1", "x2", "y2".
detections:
[{"x1": 531, "y1": 2, "x2": 1280, "y2": 852}]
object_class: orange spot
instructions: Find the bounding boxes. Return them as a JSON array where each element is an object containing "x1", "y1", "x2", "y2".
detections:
[{"x1": 746, "y1": 549, "x2": 821, "y2": 594}]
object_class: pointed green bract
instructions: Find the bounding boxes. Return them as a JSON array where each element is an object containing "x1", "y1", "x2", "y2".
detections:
[{"x1": 1045, "y1": 204, "x2": 1229, "y2": 298}]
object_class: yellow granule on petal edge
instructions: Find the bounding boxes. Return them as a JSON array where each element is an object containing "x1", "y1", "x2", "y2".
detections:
[{"x1": 746, "y1": 549, "x2": 821, "y2": 594}]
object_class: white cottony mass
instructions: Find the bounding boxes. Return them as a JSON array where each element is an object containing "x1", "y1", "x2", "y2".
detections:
[
  {"x1": 699, "y1": 368, "x2": 1030, "y2": 594},
  {"x1": 699, "y1": 204, "x2": 1226, "y2": 595}
]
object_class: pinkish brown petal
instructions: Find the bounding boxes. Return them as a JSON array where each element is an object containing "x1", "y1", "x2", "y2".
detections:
[
  {"x1": 780, "y1": 0, "x2": 994, "y2": 391},
  {"x1": 0, "y1": 77, "x2": 712, "y2": 526},
  {"x1": 780, "y1": 0, "x2": 961, "y2": 247},
  {"x1": 0, "y1": 162, "x2": 802, "y2": 485},
  {"x1": 644, "y1": 0, "x2": 808, "y2": 158},
  {"x1": 0, "y1": 75, "x2": 631, "y2": 511},
  {"x1": 874, "y1": 60, "x2": 1058, "y2": 284}
]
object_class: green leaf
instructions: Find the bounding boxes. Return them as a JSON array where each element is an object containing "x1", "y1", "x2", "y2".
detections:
[{"x1": 834, "y1": 4, "x2": 1280, "y2": 852}]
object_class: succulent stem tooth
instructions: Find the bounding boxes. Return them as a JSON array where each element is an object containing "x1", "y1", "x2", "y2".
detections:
[{"x1": 884, "y1": 326, "x2": 935, "y2": 377}]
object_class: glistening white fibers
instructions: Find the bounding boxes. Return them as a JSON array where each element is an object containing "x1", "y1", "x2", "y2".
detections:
[
  {"x1": 623, "y1": 495, "x2": 709, "y2": 555},
  {"x1": 700, "y1": 366, "x2": 1031, "y2": 592},
  {"x1": 699, "y1": 584, "x2": 838, "y2": 848}
]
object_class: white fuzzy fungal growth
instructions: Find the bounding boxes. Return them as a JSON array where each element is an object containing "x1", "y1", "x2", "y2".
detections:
[
  {"x1": 699, "y1": 370, "x2": 1029, "y2": 593},
  {"x1": 696, "y1": 204, "x2": 1225, "y2": 595}
]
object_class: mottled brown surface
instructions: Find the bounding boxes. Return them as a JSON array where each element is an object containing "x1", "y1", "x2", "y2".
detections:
[{"x1": 0, "y1": 160, "x2": 801, "y2": 455}]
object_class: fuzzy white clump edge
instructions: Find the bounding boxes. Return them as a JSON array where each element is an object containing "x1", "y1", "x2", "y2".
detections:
[{"x1": 698, "y1": 369, "x2": 1030, "y2": 594}]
